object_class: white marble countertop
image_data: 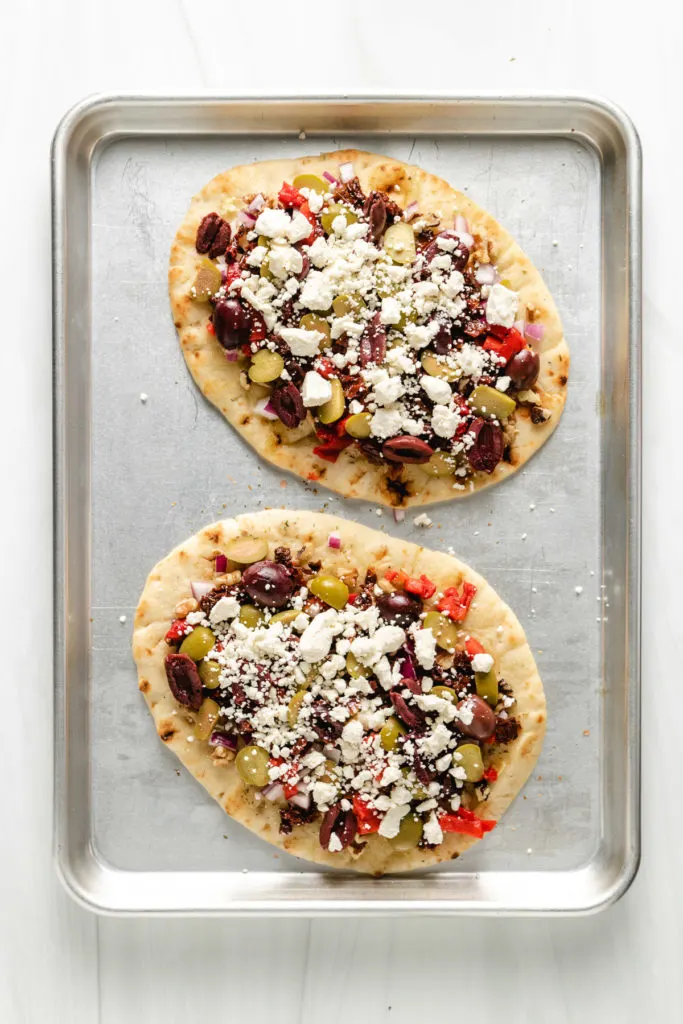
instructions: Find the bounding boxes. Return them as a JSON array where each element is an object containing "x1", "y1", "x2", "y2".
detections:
[{"x1": 1, "y1": 0, "x2": 679, "y2": 1019}]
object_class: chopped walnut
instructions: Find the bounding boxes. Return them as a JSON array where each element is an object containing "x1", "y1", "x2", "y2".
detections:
[
  {"x1": 210, "y1": 746, "x2": 236, "y2": 765},
  {"x1": 174, "y1": 597, "x2": 199, "y2": 617}
]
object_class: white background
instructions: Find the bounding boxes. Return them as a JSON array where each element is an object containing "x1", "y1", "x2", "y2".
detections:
[{"x1": 1, "y1": 1, "x2": 678, "y2": 1021}]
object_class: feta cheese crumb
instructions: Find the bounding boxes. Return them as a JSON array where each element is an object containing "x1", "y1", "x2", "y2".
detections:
[
  {"x1": 423, "y1": 812, "x2": 444, "y2": 846},
  {"x1": 209, "y1": 596, "x2": 241, "y2": 624},
  {"x1": 575, "y1": 586, "x2": 584, "y2": 595},
  {"x1": 380, "y1": 297, "x2": 401, "y2": 325},
  {"x1": 279, "y1": 327, "x2": 325, "y2": 357},
  {"x1": 485, "y1": 283, "x2": 519, "y2": 328},
  {"x1": 471, "y1": 652, "x2": 494, "y2": 674},
  {"x1": 328, "y1": 832, "x2": 343, "y2": 853},
  {"x1": 420, "y1": 374, "x2": 452, "y2": 405},
  {"x1": 413, "y1": 513, "x2": 432, "y2": 528},
  {"x1": 302, "y1": 370, "x2": 333, "y2": 407}
]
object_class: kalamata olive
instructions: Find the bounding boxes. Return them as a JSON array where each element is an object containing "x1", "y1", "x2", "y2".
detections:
[
  {"x1": 506, "y1": 349, "x2": 540, "y2": 390},
  {"x1": 390, "y1": 691, "x2": 425, "y2": 731},
  {"x1": 382, "y1": 435, "x2": 434, "y2": 464},
  {"x1": 421, "y1": 231, "x2": 468, "y2": 272},
  {"x1": 431, "y1": 317, "x2": 454, "y2": 355},
  {"x1": 455, "y1": 694, "x2": 496, "y2": 741},
  {"x1": 213, "y1": 298, "x2": 250, "y2": 349},
  {"x1": 319, "y1": 804, "x2": 358, "y2": 851},
  {"x1": 359, "y1": 312, "x2": 387, "y2": 366},
  {"x1": 319, "y1": 804, "x2": 342, "y2": 849},
  {"x1": 376, "y1": 590, "x2": 423, "y2": 626},
  {"x1": 242, "y1": 559, "x2": 294, "y2": 608},
  {"x1": 164, "y1": 653, "x2": 203, "y2": 710},
  {"x1": 467, "y1": 418, "x2": 504, "y2": 474},
  {"x1": 270, "y1": 382, "x2": 306, "y2": 428}
]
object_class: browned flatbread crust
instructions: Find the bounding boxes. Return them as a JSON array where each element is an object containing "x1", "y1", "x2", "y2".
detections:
[
  {"x1": 170, "y1": 149, "x2": 569, "y2": 508},
  {"x1": 133, "y1": 510, "x2": 546, "y2": 874}
]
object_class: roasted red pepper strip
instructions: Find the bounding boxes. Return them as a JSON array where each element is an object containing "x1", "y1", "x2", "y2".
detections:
[
  {"x1": 403, "y1": 574, "x2": 437, "y2": 600},
  {"x1": 352, "y1": 797, "x2": 381, "y2": 835},
  {"x1": 313, "y1": 436, "x2": 353, "y2": 462},
  {"x1": 206, "y1": 321, "x2": 215, "y2": 336},
  {"x1": 464, "y1": 636, "x2": 486, "y2": 657},
  {"x1": 278, "y1": 182, "x2": 306, "y2": 208},
  {"x1": 438, "y1": 811, "x2": 496, "y2": 838},
  {"x1": 283, "y1": 782, "x2": 299, "y2": 799},
  {"x1": 437, "y1": 582, "x2": 477, "y2": 622},
  {"x1": 483, "y1": 767, "x2": 498, "y2": 783},
  {"x1": 248, "y1": 311, "x2": 267, "y2": 343},
  {"x1": 298, "y1": 200, "x2": 318, "y2": 245},
  {"x1": 315, "y1": 358, "x2": 337, "y2": 379},
  {"x1": 224, "y1": 263, "x2": 243, "y2": 288},
  {"x1": 483, "y1": 328, "x2": 525, "y2": 364},
  {"x1": 165, "y1": 619, "x2": 193, "y2": 643}
]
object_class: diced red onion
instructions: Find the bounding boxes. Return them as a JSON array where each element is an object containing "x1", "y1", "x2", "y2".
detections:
[
  {"x1": 237, "y1": 210, "x2": 256, "y2": 228},
  {"x1": 215, "y1": 554, "x2": 227, "y2": 573},
  {"x1": 339, "y1": 162, "x2": 354, "y2": 183},
  {"x1": 262, "y1": 782, "x2": 285, "y2": 802},
  {"x1": 456, "y1": 230, "x2": 475, "y2": 249},
  {"x1": 254, "y1": 397, "x2": 279, "y2": 420},
  {"x1": 322, "y1": 171, "x2": 338, "y2": 185},
  {"x1": 289, "y1": 791, "x2": 311, "y2": 810},
  {"x1": 225, "y1": 350, "x2": 239, "y2": 362},
  {"x1": 327, "y1": 532, "x2": 342, "y2": 549},
  {"x1": 393, "y1": 509, "x2": 406, "y2": 523},
  {"x1": 524, "y1": 322, "x2": 544, "y2": 343},
  {"x1": 208, "y1": 731, "x2": 237, "y2": 750},
  {"x1": 191, "y1": 580, "x2": 214, "y2": 600},
  {"x1": 403, "y1": 201, "x2": 419, "y2": 222},
  {"x1": 247, "y1": 194, "x2": 265, "y2": 214},
  {"x1": 475, "y1": 264, "x2": 496, "y2": 286},
  {"x1": 399, "y1": 653, "x2": 417, "y2": 680},
  {"x1": 322, "y1": 744, "x2": 341, "y2": 765},
  {"x1": 455, "y1": 214, "x2": 469, "y2": 233}
]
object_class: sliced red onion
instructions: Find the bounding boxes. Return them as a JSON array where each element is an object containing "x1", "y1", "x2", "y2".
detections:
[
  {"x1": 225, "y1": 350, "x2": 239, "y2": 362},
  {"x1": 191, "y1": 580, "x2": 214, "y2": 601},
  {"x1": 289, "y1": 791, "x2": 311, "y2": 810},
  {"x1": 475, "y1": 264, "x2": 496, "y2": 286},
  {"x1": 254, "y1": 397, "x2": 279, "y2": 421},
  {"x1": 322, "y1": 744, "x2": 341, "y2": 765},
  {"x1": 339, "y1": 162, "x2": 354, "y2": 183},
  {"x1": 209, "y1": 731, "x2": 237, "y2": 750},
  {"x1": 456, "y1": 230, "x2": 475, "y2": 249},
  {"x1": 399, "y1": 653, "x2": 417, "y2": 680},
  {"x1": 322, "y1": 170, "x2": 338, "y2": 185},
  {"x1": 246, "y1": 193, "x2": 265, "y2": 214},
  {"x1": 215, "y1": 554, "x2": 227, "y2": 573},
  {"x1": 237, "y1": 210, "x2": 256, "y2": 228},
  {"x1": 393, "y1": 509, "x2": 406, "y2": 523},
  {"x1": 455, "y1": 214, "x2": 469, "y2": 234},
  {"x1": 262, "y1": 782, "x2": 285, "y2": 802},
  {"x1": 403, "y1": 201, "x2": 419, "y2": 222},
  {"x1": 524, "y1": 322, "x2": 545, "y2": 343},
  {"x1": 327, "y1": 532, "x2": 342, "y2": 549}
]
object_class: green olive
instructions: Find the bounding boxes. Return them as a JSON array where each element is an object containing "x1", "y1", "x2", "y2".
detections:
[
  {"x1": 423, "y1": 451, "x2": 457, "y2": 478},
  {"x1": 455, "y1": 742, "x2": 485, "y2": 783},
  {"x1": 422, "y1": 611, "x2": 459, "y2": 653},
  {"x1": 421, "y1": 352, "x2": 459, "y2": 381},
  {"x1": 287, "y1": 690, "x2": 307, "y2": 726},
  {"x1": 380, "y1": 716, "x2": 406, "y2": 752},
  {"x1": 321, "y1": 203, "x2": 358, "y2": 234},
  {"x1": 431, "y1": 685, "x2": 457, "y2": 702},
  {"x1": 309, "y1": 573, "x2": 349, "y2": 610},
  {"x1": 194, "y1": 698, "x2": 220, "y2": 740},
  {"x1": 192, "y1": 259, "x2": 222, "y2": 302},
  {"x1": 475, "y1": 669, "x2": 499, "y2": 708},
  {"x1": 259, "y1": 252, "x2": 275, "y2": 281},
  {"x1": 346, "y1": 651, "x2": 366, "y2": 678},
  {"x1": 345, "y1": 412, "x2": 372, "y2": 439},
  {"x1": 198, "y1": 660, "x2": 222, "y2": 690},
  {"x1": 292, "y1": 173, "x2": 328, "y2": 193},
  {"x1": 299, "y1": 313, "x2": 331, "y2": 346},
  {"x1": 332, "y1": 293, "x2": 366, "y2": 317},
  {"x1": 248, "y1": 349, "x2": 285, "y2": 384},
  {"x1": 179, "y1": 626, "x2": 216, "y2": 662},
  {"x1": 318, "y1": 377, "x2": 345, "y2": 424},
  {"x1": 383, "y1": 222, "x2": 416, "y2": 265},
  {"x1": 239, "y1": 604, "x2": 264, "y2": 628},
  {"x1": 225, "y1": 537, "x2": 269, "y2": 564},
  {"x1": 257, "y1": 235, "x2": 271, "y2": 249},
  {"x1": 235, "y1": 745, "x2": 271, "y2": 787},
  {"x1": 391, "y1": 812, "x2": 424, "y2": 850},
  {"x1": 469, "y1": 385, "x2": 516, "y2": 421},
  {"x1": 270, "y1": 609, "x2": 300, "y2": 626}
]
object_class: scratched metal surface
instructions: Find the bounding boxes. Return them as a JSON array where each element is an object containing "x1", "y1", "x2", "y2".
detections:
[{"x1": 87, "y1": 130, "x2": 602, "y2": 887}]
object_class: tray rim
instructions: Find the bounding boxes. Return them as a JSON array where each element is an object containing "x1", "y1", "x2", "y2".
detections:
[{"x1": 52, "y1": 91, "x2": 642, "y2": 917}]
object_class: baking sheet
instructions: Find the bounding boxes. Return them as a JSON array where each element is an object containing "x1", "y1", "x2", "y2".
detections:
[{"x1": 53, "y1": 96, "x2": 640, "y2": 914}]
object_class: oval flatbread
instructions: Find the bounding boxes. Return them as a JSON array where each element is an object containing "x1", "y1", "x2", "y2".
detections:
[
  {"x1": 170, "y1": 150, "x2": 569, "y2": 507},
  {"x1": 133, "y1": 510, "x2": 546, "y2": 874}
]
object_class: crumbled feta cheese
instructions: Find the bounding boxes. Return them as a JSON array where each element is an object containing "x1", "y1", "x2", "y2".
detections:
[
  {"x1": 423, "y1": 812, "x2": 443, "y2": 846},
  {"x1": 413, "y1": 513, "x2": 432, "y2": 528},
  {"x1": 421, "y1": 374, "x2": 452, "y2": 405},
  {"x1": 471, "y1": 652, "x2": 494, "y2": 674},
  {"x1": 431, "y1": 404, "x2": 460, "y2": 439},
  {"x1": 288, "y1": 211, "x2": 314, "y2": 244},
  {"x1": 486, "y1": 283, "x2": 519, "y2": 328},
  {"x1": 370, "y1": 407, "x2": 403, "y2": 439},
  {"x1": 208, "y1": 596, "x2": 241, "y2": 624},
  {"x1": 299, "y1": 609, "x2": 339, "y2": 662},
  {"x1": 302, "y1": 370, "x2": 333, "y2": 407},
  {"x1": 378, "y1": 803, "x2": 411, "y2": 839},
  {"x1": 254, "y1": 208, "x2": 291, "y2": 240},
  {"x1": 380, "y1": 297, "x2": 401, "y2": 325},
  {"x1": 279, "y1": 327, "x2": 325, "y2": 357},
  {"x1": 373, "y1": 376, "x2": 404, "y2": 407},
  {"x1": 268, "y1": 245, "x2": 303, "y2": 279},
  {"x1": 496, "y1": 376, "x2": 511, "y2": 392},
  {"x1": 327, "y1": 832, "x2": 343, "y2": 852},
  {"x1": 246, "y1": 245, "x2": 268, "y2": 268},
  {"x1": 299, "y1": 270, "x2": 336, "y2": 311},
  {"x1": 413, "y1": 627, "x2": 436, "y2": 669}
]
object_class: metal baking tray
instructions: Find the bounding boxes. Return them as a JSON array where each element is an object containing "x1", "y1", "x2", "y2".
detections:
[{"x1": 53, "y1": 94, "x2": 641, "y2": 916}]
